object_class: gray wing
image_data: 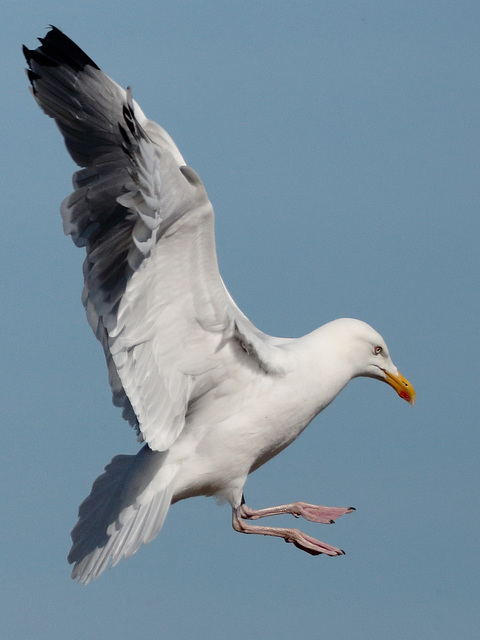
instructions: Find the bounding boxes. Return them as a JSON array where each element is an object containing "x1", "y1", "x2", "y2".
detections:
[{"x1": 24, "y1": 27, "x2": 284, "y2": 451}]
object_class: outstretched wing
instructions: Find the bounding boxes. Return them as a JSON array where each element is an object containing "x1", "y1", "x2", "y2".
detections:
[{"x1": 24, "y1": 27, "x2": 284, "y2": 451}]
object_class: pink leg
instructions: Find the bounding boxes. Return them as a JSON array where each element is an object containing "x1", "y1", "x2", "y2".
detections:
[
  {"x1": 232, "y1": 500, "x2": 354, "y2": 556},
  {"x1": 239, "y1": 502, "x2": 355, "y2": 524}
]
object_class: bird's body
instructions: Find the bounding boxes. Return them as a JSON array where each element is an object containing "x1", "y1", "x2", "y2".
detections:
[
  {"x1": 23, "y1": 27, "x2": 415, "y2": 584},
  {"x1": 170, "y1": 322, "x2": 348, "y2": 504}
]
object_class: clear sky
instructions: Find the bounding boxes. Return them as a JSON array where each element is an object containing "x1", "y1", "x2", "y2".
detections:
[{"x1": 2, "y1": 2, "x2": 479, "y2": 638}]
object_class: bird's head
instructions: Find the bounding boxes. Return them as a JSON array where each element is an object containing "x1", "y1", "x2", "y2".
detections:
[{"x1": 325, "y1": 318, "x2": 416, "y2": 406}]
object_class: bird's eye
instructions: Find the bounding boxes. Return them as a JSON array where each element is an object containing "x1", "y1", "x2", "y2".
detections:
[{"x1": 374, "y1": 346, "x2": 383, "y2": 355}]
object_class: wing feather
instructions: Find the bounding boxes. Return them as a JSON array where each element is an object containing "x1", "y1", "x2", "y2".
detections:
[{"x1": 24, "y1": 27, "x2": 285, "y2": 452}]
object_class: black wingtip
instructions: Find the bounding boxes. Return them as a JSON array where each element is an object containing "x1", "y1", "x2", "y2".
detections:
[
  {"x1": 22, "y1": 44, "x2": 36, "y2": 65},
  {"x1": 23, "y1": 25, "x2": 100, "y2": 74},
  {"x1": 26, "y1": 68, "x2": 41, "y2": 83}
]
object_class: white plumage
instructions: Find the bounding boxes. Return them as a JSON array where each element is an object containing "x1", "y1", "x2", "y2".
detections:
[{"x1": 24, "y1": 27, "x2": 415, "y2": 584}]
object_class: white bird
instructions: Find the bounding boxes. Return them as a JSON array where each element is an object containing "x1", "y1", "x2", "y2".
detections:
[{"x1": 24, "y1": 27, "x2": 415, "y2": 585}]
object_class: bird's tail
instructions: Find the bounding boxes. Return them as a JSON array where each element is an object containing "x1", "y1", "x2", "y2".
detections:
[{"x1": 68, "y1": 445, "x2": 176, "y2": 584}]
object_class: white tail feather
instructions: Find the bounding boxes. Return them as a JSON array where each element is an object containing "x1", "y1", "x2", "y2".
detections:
[{"x1": 68, "y1": 445, "x2": 176, "y2": 584}]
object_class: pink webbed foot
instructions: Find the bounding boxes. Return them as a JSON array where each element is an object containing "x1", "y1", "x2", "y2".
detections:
[
  {"x1": 292, "y1": 503, "x2": 355, "y2": 524},
  {"x1": 239, "y1": 501, "x2": 355, "y2": 524},
  {"x1": 233, "y1": 500, "x2": 354, "y2": 557},
  {"x1": 286, "y1": 529, "x2": 345, "y2": 556}
]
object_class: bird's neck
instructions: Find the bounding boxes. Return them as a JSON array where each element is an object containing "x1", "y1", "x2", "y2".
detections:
[{"x1": 284, "y1": 327, "x2": 358, "y2": 419}]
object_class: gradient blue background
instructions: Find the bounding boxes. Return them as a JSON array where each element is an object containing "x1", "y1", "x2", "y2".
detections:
[{"x1": 3, "y1": 2, "x2": 479, "y2": 638}]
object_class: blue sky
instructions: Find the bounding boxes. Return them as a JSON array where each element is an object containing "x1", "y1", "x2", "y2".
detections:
[{"x1": 2, "y1": 2, "x2": 479, "y2": 638}]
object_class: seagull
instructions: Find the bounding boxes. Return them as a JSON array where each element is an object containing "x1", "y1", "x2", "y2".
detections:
[{"x1": 23, "y1": 26, "x2": 415, "y2": 584}]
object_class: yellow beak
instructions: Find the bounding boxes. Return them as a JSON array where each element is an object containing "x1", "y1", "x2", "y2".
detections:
[{"x1": 384, "y1": 369, "x2": 416, "y2": 406}]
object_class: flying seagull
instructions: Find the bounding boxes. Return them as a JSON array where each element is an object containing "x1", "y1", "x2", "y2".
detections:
[{"x1": 23, "y1": 27, "x2": 415, "y2": 584}]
